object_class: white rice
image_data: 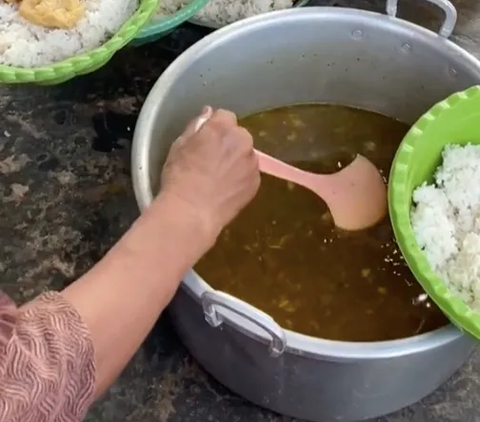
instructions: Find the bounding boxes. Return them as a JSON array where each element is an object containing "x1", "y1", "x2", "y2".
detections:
[
  {"x1": 0, "y1": 0, "x2": 138, "y2": 68},
  {"x1": 155, "y1": 0, "x2": 294, "y2": 26},
  {"x1": 411, "y1": 144, "x2": 480, "y2": 310}
]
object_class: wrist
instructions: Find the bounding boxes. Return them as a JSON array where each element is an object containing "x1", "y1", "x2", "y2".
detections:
[
  {"x1": 106, "y1": 191, "x2": 216, "y2": 289},
  {"x1": 150, "y1": 191, "x2": 218, "y2": 254}
]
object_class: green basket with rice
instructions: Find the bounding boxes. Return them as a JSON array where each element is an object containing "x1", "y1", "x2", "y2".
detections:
[
  {"x1": 131, "y1": 0, "x2": 210, "y2": 46},
  {"x1": 0, "y1": 0, "x2": 159, "y2": 85},
  {"x1": 390, "y1": 85, "x2": 480, "y2": 340},
  {"x1": 132, "y1": 0, "x2": 312, "y2": 45}
]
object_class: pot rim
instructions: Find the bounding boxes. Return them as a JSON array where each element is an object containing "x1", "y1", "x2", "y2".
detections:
[{"x1": 133, "y1": 7, "x2": 480, "y2": 360}]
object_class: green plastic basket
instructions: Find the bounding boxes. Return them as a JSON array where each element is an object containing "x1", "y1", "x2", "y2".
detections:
[
  {"x1": 131, "y1": 0, "x2": 209, "y2": 46},
  {"x1": 389, "y1": 84, "x2": 480, "y2": 339},
  {"x1": 0, "y1": 0, "x2": 159, "y2": 85},
  {"x1": 188, "y1": 0, "x2": 312, "y2": 29}
]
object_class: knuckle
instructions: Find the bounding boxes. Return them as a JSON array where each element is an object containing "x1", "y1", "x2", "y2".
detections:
[
  {"x1": 201, "y1": 119, "x2": 225, "y2": 139},
  {"x1": 233, "y1": 126, "x2": 254, "y2": 150},
  {"x1": 212, "y1": 109, "x2": 238, "y2": 126}
]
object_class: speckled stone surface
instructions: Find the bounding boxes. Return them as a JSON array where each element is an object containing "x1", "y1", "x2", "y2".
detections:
[{"x1": 1, "y1": 0, "x2": 480, "y2": 421}]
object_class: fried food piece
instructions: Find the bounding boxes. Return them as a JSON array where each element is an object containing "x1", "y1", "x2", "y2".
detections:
[{"x1": 19, "y1": 0, "x2": 85, "y2": 29}]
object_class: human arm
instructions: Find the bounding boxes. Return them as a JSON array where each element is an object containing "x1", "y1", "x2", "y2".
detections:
[
  {"x1": 0, "y1": 194, "x2": 203, "y2": 422},
  {"x1": 61, "y1": 190, "x2": 214, "y2": 396},
  {"x1": 0, "y1": 107, "x2": 260, "y2": 421}
]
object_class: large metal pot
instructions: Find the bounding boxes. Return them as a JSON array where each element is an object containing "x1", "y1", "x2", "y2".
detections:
[{"x1": 132, "y1": 1, "x2": 480, "y2": 421}]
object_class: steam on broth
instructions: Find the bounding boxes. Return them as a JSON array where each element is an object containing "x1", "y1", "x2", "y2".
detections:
[{"x1": 195, "y1": 104, "x2": 448, "y2": 342}]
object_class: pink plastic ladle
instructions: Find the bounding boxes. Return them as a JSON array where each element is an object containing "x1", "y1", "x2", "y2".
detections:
[{"x1": 194, "y1": 112, "x2": 387, "y2": 231}]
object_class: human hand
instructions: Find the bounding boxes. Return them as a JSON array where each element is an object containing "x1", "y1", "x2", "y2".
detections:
[{"x1": 160, "y1": 106, "x2": 260, "y2": 244}]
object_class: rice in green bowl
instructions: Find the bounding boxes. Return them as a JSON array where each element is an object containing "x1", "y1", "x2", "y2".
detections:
[
  {"x1": 0, "y1": 0, "x2": 158, "y2": 84},
  {"x1": 149, "y1": 0, "x2": 311, "y2": 31}
]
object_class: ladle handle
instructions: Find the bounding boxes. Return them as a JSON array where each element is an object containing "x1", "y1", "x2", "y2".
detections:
[
  {"x1": 194, "y1": 114, "x2": 210, "y2": 132},
  {"x1": 255, "y1": 150, "x2": 315, "y2": 187}
]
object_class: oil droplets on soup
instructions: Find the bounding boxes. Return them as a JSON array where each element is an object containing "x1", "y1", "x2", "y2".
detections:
[{"x1": 195, "y1": 104, "x2": 448, "y2": 342}]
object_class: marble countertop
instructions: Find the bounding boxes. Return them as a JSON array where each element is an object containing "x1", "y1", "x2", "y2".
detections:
[{"x1": 1, "y1": 0, "x2": 480, "y2": 421}]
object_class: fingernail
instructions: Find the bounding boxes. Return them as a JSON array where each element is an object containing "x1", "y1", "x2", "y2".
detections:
[{"x1": 201, "y1": 105, "x2": 212, "y2": 115}]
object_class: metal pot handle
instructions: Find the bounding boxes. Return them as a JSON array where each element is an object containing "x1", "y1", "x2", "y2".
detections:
[
  {"x1": 201, "y1": 290, "x2": 287, "y2": 357},
  {"x1": 386, "y1": 0, "x2": 457, "y2": 38}
]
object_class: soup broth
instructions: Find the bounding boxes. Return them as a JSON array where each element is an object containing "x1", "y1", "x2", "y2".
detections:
[{"x1": 195, "y1": 104, "x2": 448, "y2": 342}]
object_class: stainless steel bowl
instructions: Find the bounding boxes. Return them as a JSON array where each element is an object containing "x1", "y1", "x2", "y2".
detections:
[{"x1": 133, "y1": 2, "x2": 480, "y2": 421}]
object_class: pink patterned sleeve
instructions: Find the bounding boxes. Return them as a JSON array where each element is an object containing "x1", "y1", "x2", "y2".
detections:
[{"x1": 0, "y1": 291, "x2": 96, "y2": 422}]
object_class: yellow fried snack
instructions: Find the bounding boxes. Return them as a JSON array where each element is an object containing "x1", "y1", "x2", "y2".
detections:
[{"x1": 19, "y1": 0, "x2": 85, "y2": 29}]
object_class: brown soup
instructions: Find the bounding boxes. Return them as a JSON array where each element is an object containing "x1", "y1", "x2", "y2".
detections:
[{"x1": 195, "y1": 104, "x2": 448, "y2": 342}]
